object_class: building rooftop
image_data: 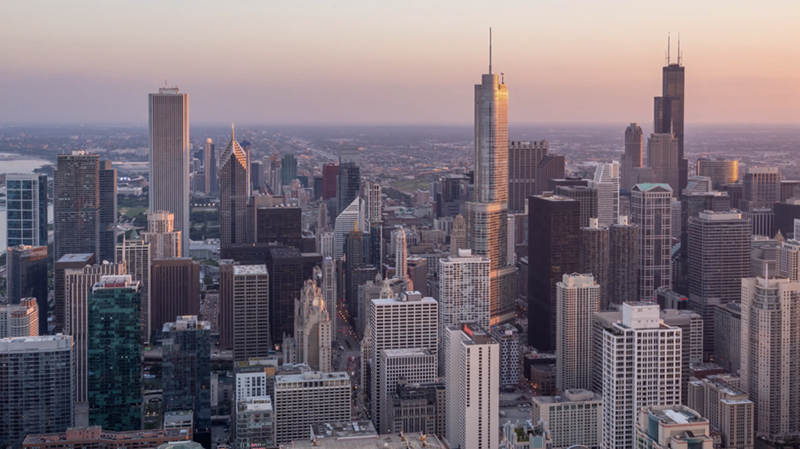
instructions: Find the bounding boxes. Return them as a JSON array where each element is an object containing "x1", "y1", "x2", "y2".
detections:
[
  {"x1": 237, "y1": 396, "x2": 272, "y2": 413},
  {"x1": 275, "y1": 371, "x2": 349, "y2": 384},
  {"x1": 163, "y1": 316, "x2": 211, "y2": 332},
  {"x1": 532, "y1": 389, "x2": 601, "y2": 404},
  {"x1": 23, "y1": 426, "x2": 190, "y2": 445},
  {"x1": 290, "y1": 432, "x2": 444, "y2": 449},
  {"x1": 462, "y1": 322, "x2": 495, "y2": 345},
  {"x1": 381, "y1": 348, "x2": 434, "y2": 358},
  {"x1": 371, "y1": 294, "x2": 437, "y2": 306},
  {"x1": 56, "y1": 253, "x2": 95, "y2": 263},
  {"x1": 646, "y1": 406, "x2": 706, "y2": 426},
  {"x1": 309, "y1": 421, "x2": 377, "y2": 440},
  {"x1": 0, "y1": 334, "x2": 72, "y2": 352},
  {"x1": 232, "y1": 264, "x2": 267, "y2": 275}
]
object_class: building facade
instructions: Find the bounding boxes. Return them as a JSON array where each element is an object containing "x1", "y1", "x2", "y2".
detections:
[
  {"x1": 531, "y1": 389, "x2": 602, "y2": 449},
  {"x1": 54, "y1": 151, "x2": 100, "y2": 261},
  {"x1": 6, "y1": 245, "x2": 48, "y2": 335},
  {"x1": 273, "y1": 371, "x2": 351, "y2": 443},
  {"x1": 5, "y1": 173, "x2": 48, "y2": 247},
  {"x1": 150, "y1": 258, "x2": 200, "y2": 337},
  {"x1": 631, "y1": 183, "x2": 673, "y2": 301},
  {"x1": 508, "y1": 140, "x2": 549, "y2": 213},
  {"x1": 219, "y1": 128, "x2": 250, "y2": 245}
]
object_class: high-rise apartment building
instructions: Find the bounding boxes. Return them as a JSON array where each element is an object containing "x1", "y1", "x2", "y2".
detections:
[
  {"x1": 98, "y1": 160, "x2": 117, "y2": 263},
  {"x1": 697, "y1": 158, "x2": 739, "y2": 190},
  {"x1": 631, "y1": 183, "x2": 673, "y2": 301},
  {"x1": 527, "y1": 194, "x2": 581, "y2": 350},
  {"x1": 531, "y1": 389, "x2": 602, "y2": 449},
  {"x1": 87, "y1": 275, "x2": 142, "y2": 431},
  {"x1": 368, "y1": 292, "x2": 438, "y2": 433},
  {"x1": 54, "y1": 253, "x2": 96, "y2": 334},
  {"x1": 54, "y1": 151, "x2": 100, "y2": 261},
  {"x1": 556, "y1": 274, "x2": 599, "y2": 393},
  {"x1": 116, "y1": 238, "x2": 151, "y2": 342},
  {"x1": 621, "y1": 123, "x2": 643, "y2": 191},
  {"x1": 741, "y1": 166, "x2": 781, "y2": 211},
  {"x1": 601, "y1": 302, "x2": 682, "y2": 449},
  {"x1": 741, "y1": 276, "x2": 800, "y2": 439},
  {"x1": 508, "y1": 140, "x2": 549, "y2": 213},
  {"x1": 687, "y1": 211, "x2": 750, "y2": 357},
  {"x1": 150, "y1": 258, "x2": 200, "y2": 336},
  {"x1": 220, "y1": 264, "x2": 270, "y2": 361},
  {"x1": 0, "y1": 335, "x2": 74, "y2": 449},
  {"x1": 443, "y1": 323, "x2": 499, "y2": 449},
  {"x1": 647, "y1": 133, "x2": 681, "y2": 194},
  {"x1": 714, "y1": 303, "x2": 741, "y2": 373},
  {"x1": 5, "y1": 173, "x2": 48, "y2": 247},
  {"x1": 273, "y1": 371, "x2": 351, "y2": 443},
  {"x1": 580, "y1": 219, "x2": 610, "y2": 309},
  {"x1": 0, "y1": 299, "x2": 39, "y2": 338},
  {"x1": 778, "y1": 238, "x2": 800, "y2": 281},
  {"x1": 149, "y1": 87, "x2": 190, "y2": 252},
  {"x1": 268, "y1": 247, "x2": 303, "y2": 344},
  {"x1": 338, "y1": 146, "x2": 361, "y2": 213},
  {"x1": 687, "y1": 376, "x2": 754, "y2": 449},
  {"x1": 592, "y1": 162, "x2": 620, "y2": 226},
  {"x1": 378, "y1": 349, "x2": 437, "y2": 434},
  {"x1": 438, "y1": 249, "x2": 490, "y2": 354},
  {"x1": 219, "y1": 127, "x2": 250, "y2": 245},
  {"x1": 489, "y1": 323, "x2": 520, "y2": 387},
  {"x1": 6, "y1": 245, "x2": 48, "y2": 335},
  {"x1": 142, "y1": 211, "x2": 182, "y2": 258},
  {"x1": 289, "y1": 280, "x2": 332, "y2": 372},
  {"x1": 608, "y1": 215, "x2": 639, "y2": 306},
  {"x1": 654, "y1": 51, "x2": 687, "y2": 191},
  {"x1": 162, "y1": 316, "x2": 211, "y2": 447}
]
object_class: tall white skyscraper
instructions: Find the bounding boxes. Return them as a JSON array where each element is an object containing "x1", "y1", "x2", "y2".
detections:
[
  {"x1": 601, "y1": 302, "x2": 682, "y2": 449},
  {"x1": 142, "y1": 211, "x2": 181, "y2": 258},
  {"x1": 741, "y1": 276, "x2": 800, "y2": 439},
  {"x1": 444, "y1": 323, "x2": 499, "y2": 449},
  {"x1": 631, "y1": 183, "x2": 673, "y2": 300},
  {"x1": 438, "y1": 249, "x2": 490, "y2": 345},
  {"x1": 149, "y1": 87, "x2": 190, "y2": 252},
  {"x1": 365, "y1": 181, "x2": 382, "y2": 222},
  {"x1": 322, "y1": 256, "x2": 337, "y2": 337},
  {"x1": 556, "y1": 273, "x2": 599, "y2": 393},
  {"x1": 394, "y1": 226, "x2": 407, "y2": 280},
  {"x1": 592, "y1": 162, "x2": 620, "y2": 227},
  {"x1": 333, "y1": 197, "x2": 362, "y2": 259}
]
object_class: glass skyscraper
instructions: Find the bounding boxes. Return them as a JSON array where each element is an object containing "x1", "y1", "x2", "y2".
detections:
[{"x1": 5, "y1": 173, "x2": 48, "y2": 248}]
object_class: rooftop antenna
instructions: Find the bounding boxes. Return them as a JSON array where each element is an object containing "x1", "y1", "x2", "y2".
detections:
[
  {"x1": 677, "y1": 33, "x2": 682, "y2": 66},
  {"x1": 231, "y1": 123, "x2": 235, "y2": 141},
  {"x1": 667, "y1": 32, "x2": 671, "y2": 65},
  {"x1": 489, "y1": 27, "x2": 492, "y2": 74}
]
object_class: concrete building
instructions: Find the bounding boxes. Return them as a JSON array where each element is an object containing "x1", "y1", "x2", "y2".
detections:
[
  {"x1": 508, "y1": 140, "x2": 549, "y2": 213},
  {"x1": 394, "y1": 226, "x2": 407, "y2": 280},
  {"x1": 714, "y1": 303, "x2": 741, "y2": 373},
  {"x1": 647, "y1": 133, "x2": 681, "y2": 194},
  {"x1": 273, "y1": 371, "x2": 351, "y2": 443},
  {"x1": 226, "y1": 265, "x2": 270, "y2": 361},
  {"x1": 635, "y1": 405, "x2": 714, "y2": 449},
  {"x1": 592, "y1": 162, "x2": 620, "y2": 227},
  {"x1": 288, "y1": 280, "x2": 332, "y2": 372},
  {"x1": 438, "y1": 249, "x2": 490, "y2": 350},
  {"x1": 631, "y1": 183, "x2": 673, "y2": 301},
  {"x1": 235, "y1": 397, "x2": 273, "y2": 449},
  {"x1": 608, "y1": 215, "x2": 639, "y2": 306},
  {"x1": 660, "y1": 308, "x2": 703, "y2": 404},
  {"x1": 443, "y1": 323, "x2": 499, "y2": 449},
  {"x1": 531, "y1": 389, "x2": 602, "y2": 449},
  {"x1": 365, "y1": 181, "x2": 382, "y2": 222},
  {"x1": 556, "y1": 273, "x2": 599, "y2": 393},
  {"x1": 23, "y1": 427, "x2": 190, "y2": 449},
  {"x1": 697, "y1": 158, "x2": 739, "y2": 190},
  {"x1": 142, "y1": 211, "x2": 182, "y2": 258},
  {"x1": 450, "y1": 213, "x2": 467, "y2": 254},
  {"x1": 601, "y1": 303, "x2": 682, "y2": 449},
  {"x1": 386, "y1": 381, "x2": 446, "y2": 436},
  {"x1": 741, "y1": 166, "x2": 781, "y2": 211},
  {"x1": 778, "y1": 238, "x2": 800, "y2": 281},
  {"x1": 406, "y1": 256, "x2": 427, "y2": 296},
  {"x1": 5, "y1": 173, "x2": 48, "y2": 247},
  {"x1": 54, "y1": 151, "x2": 100, "y2": 261},
  {"x1": 580, "y1": 219, "x2": 610, "y2": 309},
  {"x1": 687, "y1": 376, "x2": 754, "y2": 449},
  {"x1": 378, "y1": 349, "x2": 437, "y2": 434},
  {"x1": 621, "y1": 123, "x2": 644, "y2": 191},
  {"x1": 149, "y1": 87, "x2": 190, "y2": 252},
  {"x1": 489, "y1": 323, "x2": 520, "y2": 387},
  {"x1": 6, "y1": 245, "x2": 48, "y2": 334},
  {"x1": 116, "y1": 238, "x2": 152, "y2": 342},
  {"x1": 0, "y1": 335, "x2": 74, "y2": 449},
  {"x1": 150, "y1": 258, "x2": 200, "y2": 337},
  {"x1": 500, "y1": 420, "x2": 552, "y2": 449},
  {"x1": 740, "y1": 276, "x2": 800, "y2": 440},
  {"x1": 0, "y1": 299, "x2": 39, "y2": 338}
]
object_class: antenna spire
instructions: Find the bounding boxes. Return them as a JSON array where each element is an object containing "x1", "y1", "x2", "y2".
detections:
[
  {"x1": 677, "y1": 33, "x2": 682, "y2": 66},
  {"x1": 231, "y1": 123, "x2": 235, "y2": 141},
  {"x1": 489, "y1": 27, "x2": 492, "y2": 75},
  {"x1": 667, "y1": 32, "x2": 671, "y2": 65}
]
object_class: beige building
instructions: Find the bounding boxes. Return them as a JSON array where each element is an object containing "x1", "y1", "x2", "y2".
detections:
[
  {"x1": 142, "y1": 211, "x2": 182, "y2": 259},
  {"x1": 688, "y1": 375, "x2": 754, "y2": 449},
  {"x1": 287, "y1": 280, "x2": 332, "y2": 372},
  {"x1": 531, "y1": 389, "x2": 601, "y2": 449},
  {"x1": 0, "y1": 298, "x2": 39, "y2": 338},
  {"x1": 635, "y1": 405, "x2": 714, "y2": 449},
  {"x1": 556, "y1": 273, "x2": 598, "y2": 393}
]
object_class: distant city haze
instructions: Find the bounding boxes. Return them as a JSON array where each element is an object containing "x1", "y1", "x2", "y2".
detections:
[{"x1": 2, "y1": 0, "x2": 799, "y2": 125}]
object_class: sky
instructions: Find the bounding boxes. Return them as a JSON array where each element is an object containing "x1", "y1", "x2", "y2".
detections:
[{"x1": 1, "y1": 0, "x2": 799, "y2": 125}]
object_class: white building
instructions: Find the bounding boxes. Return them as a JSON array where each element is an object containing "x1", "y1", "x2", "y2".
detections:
[
  {"x1": 368, "y1": 292, "x2": 438, "y2": 434},
  {"x1": 334, "y1": 197, "x2": 362, "y2": 259},
  {"x1": 444, "y1": 323, "x2": 499, "y2": 449},
  {"x1": 318, "y1": 230, "x2": 334, "y2": 258},
  {"x1": 288, "y1": 280, "x2": 332, "y2": 372},
  {"x1": 778, "y1": 239, "x2": 800, "y2": 281},
  {"x1": 378, "y1": 348, "x2": 437, "y2": 434},
  {"x1": 365, "y1": 181, "x2": 382, "y2": 222},
  {"x1": 142, "y1": 211, "x2": 182, "y2": 259},
  {"x1": 556, "y1": 273, "x2": 599, "y2": 393},
  {"x1": 235, "y1": 396, "x2": 274, "y2": 449},
  {"x1": 438, "y1": 249, "x2": 491, "y2": 347},
  {"x1": 273, "y1": 371, "x2": 351, "y2": 444},
  {"x1": 601, "y1": 302, "x2": 682, "y2": 449},
  {"x1": 631, "y1": 183, "x2": 673, "y2": 301},
  {"x1": 531, "y1": 389, "x2": 602, "y2": 449},
  {"x1": 116, "y1": 238, "x2": 152, "y2": 342},
  {"x1": 592, "y1": 162, "x2": 620, "y2": 227},
  {"x1": 740, "y1": 276, "x2": 800, "y2": 440},
  {"x1": 635, "y1": 405, "x2": 714, "y2": 449},
  {"x1": 234, "y1": 357, "x2": 279, "y2": 403},
  {"x1": 394, "y1": 226, "x2": 407, "y2": 280},
  {"x1": 0, "y1": 298, "x2": 39, "y2": 338}
]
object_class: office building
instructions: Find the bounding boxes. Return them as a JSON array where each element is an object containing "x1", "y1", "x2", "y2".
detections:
[
  {"x1": 775, "y1": 199, "x2": 800, "y2": 238},
  {"x1": 592, "y1": 162, "x2": 620, "y2": 226},
  {"x1": 443, "y1": 323, "x2": 499, "y2": 449},
  {"x1": 449, "y1": 213, "x2": 467, "y2": 254},
  {"x1": 687, "y1": 211, "x2": 750, "y2": 357},
  {"x1": 0, "y1": 299, "x2": 39, "y2": 338},
  {"x1": 250, "y1": 160, "x2": 263, "y2": 192},
  {"x1": 697, "y1": 158, "x2": 739, "y2": 190},
  {"x1": 741, "y1": 166, "x2": 781, "y2": 211},
  {"x1": 438, "y1": 249, "x2": 490, "y2": 346},
  {"x1": 508, "y1": 140, "x2": 549, "y2": 213},
  {"x1": 5, "y1": 173, "x2": 48, "y2": 247},
  {"x1": 220, "y1": 264, "x2": 270, "y2": 360},
  {"x1": 142, "y1": 211, "x2": 182, "y2": 258},
  {"x1": 406, "y1": 256, "x2": 427, "y2": 296},
  {"x1": 150, "y1": 258, "x2": 200, "y2": 336},
  {"x1": 608, "y1": 216, "x2": 639, "y2": 306},
  {"x1": 778, "y1": 238, "x2": 800, "y2": 281},
  {"x1": 687, "y1": 376, "x2": 755, "y2": 449},
  {"x1": 531, "y1": 389, "x2": 602, "y2": 449},
  {"x1": 0, "y1": 335, "x2": 74, "y2": 449},
  {"x1": 365, "y1": 181, "x2": 382, "y2": 222},
  {"x1": 280, "y1": 153, "x2": 297, "y2": 191},
  {"x1": 322, "y1": 257, "x2": 337, "y2": 337},
  {"x1": 268, "y1": 247, "x2": 302, "y2": 344},
  {"x1": 321, "y1": 163, "x2": 338, "y2": 200},
  {"x1": 288, "y1": 280, "x2": 332, "y2": 372},
  {"x1": 338, "y1": 146, "x2": 361, "y2": 213},
  {"x1": 54, "y1": 151, "x2": 100, "y2": 261},
  {"x1": 219, "y1": 127, "x2": 250, "y2": 245},
  {"x1": 235, "y1": 397, "x2": 273, "y2": 449},
  {"x1": 273, "y1": 371, "x2": 351, "y2": 443},
  {"x1": 661, "y1": 308, "x2": 703, "y2": 404},
  {"x1": 98, "y1": 160, "x2": 117, "y2": 263},
  {"x1": 489, "y1": 323, "x2": 520, "y2": 387},
  {"x1": 54, "y1": 253, "x2": 96, "y2": 334},
  {"x1": 162, "y1": 316, "x2": 211, "y2": 446},
  {"x1": 6, "y1": 245, "x2": 48, "y2": 334},
  {"x1": 334, "y1": 197, "x2": 362, "y2": 259},
  {"x1": 556, "y1": 274, "x2": 599, "y2": 392},
  {"x1": 535, "y1": 154, "x2": 566, "y2": 196},
  {"x1": 204, "y1": 138, "x2": 216, "y2": 195},
  {"x1": 368, "y1": 292, "x2": 438, "y2": 433},
  {"x1": 741, "y1": 276, "x2": 800, "y2": 439},
  {"x1": 653, "y1": 49, "x2": 687, "y2": 191},
  {"x1": 556, "y1": 185, "x2": 598, "y2": 228},
  {"x1": 116, "y1": 238, "x2": 151, "y2": 342},
  {"x1": 580, "y1": 219, "x2": 610, "y2": 309},
  {"x1": 527, "y1": 194, "x2": 581, "y2": 351},
  {"x1": 23, "y1": 427, "x2": 190, "y2": 449},
  {"x1": 253, "y1": 204, "x2": 302, "y2": 248},
  {"x1": 386, "y1": 381, "x2": 446, "y2": 436},
  {"x1": 635, "y1": 405, "x2": 714, "y2": 449},
  {"x1": 647, "y1": 133, "x2": 681, "y2": 194},
  {"x1": 149, "y1": 87, "x2": 190, "y2": 252},
  {"x1": 393, "y1": 226, "x2": 407, "y2": 280},
  {"x1": 87, "y1": 276, "x2": 142, "y2": 431},
  {"x1": 621, "y1": 123, "x2": 643, "y2": 191},
  {"x1": 631, "y1": 183, "x2": 673, "y2": 301},
  {"x1": 714, "y1": 303, "x2": 741, "y2": 373},
  {"x1": 601, "y1": 303, "x2": 682, "y2": 449},
  {"x1": 378, "y1": 349, "x2": 437, "y2": 433}
]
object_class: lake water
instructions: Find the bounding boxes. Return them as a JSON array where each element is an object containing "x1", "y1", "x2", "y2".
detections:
[{"x1": 0, "y1": 153, "x2": 54, "y2": 252}]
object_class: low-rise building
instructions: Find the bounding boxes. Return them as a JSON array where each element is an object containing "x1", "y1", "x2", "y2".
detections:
[
  {"x1": 531, "y1": 389, "x2": 602, "y2": 449},
  {"x1": 235, "y1": 397, "x2": 273, "y2": 449},
  {"x1": 635, "y1": 405, "x2": 714, "y2": 448},
  {"x1": 23, "y1": 427, "x2": 190, "y2": 449}
]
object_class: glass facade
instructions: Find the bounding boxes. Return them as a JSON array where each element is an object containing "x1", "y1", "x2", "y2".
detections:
[{"x1": 6, "y1": 174, "x2": 48, "y2": 248}]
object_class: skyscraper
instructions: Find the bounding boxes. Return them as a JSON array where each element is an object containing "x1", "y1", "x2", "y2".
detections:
[
  {"x1": 280, "y1": 153, "x2": 297, "y2": 191},
  {"x1": 406, "y1": 256, "x2": 427, "y2": 296},
  {"x1": 608, "y1": 215, "x2": 639, "y2": 306},
  {"x1": 98, "y1": 160, "x2": 117, "y2": 263},
  {"x1": 592, "y1": 162, "x2": 620, "y2": 226},
  {"x1": 322, "y1": 256, "x2": 337, "y2": 337},
  {"x1": 321, "y1": 163, "x2": 338, "y2": 200},
  {"x1": 580, "y1": 219, "x2": 610, "y2": 309},
  {"x1": 5, "y1": 173, "x2": 48, "y2": 247},
  {"x1": 337, "y1": 146, "x2": 361, "y2": 213},
  {"x1": 219, "y1": 126, "x2": 250, "y2": 245},
  {"x1": 631, "y1": 183, "x2": 673, "y2": 301},
  {"x1": 438, "y1": 249, "x2": 490, "y2": 348},
  {"x1": 54, "y1": 253, "x2": 96, "y2": 334},
  {"x1": 741, "y1": 166, "x2": 781, "y2": 211},
  {"x1": 507, "y1": 140, "x2": 549, "y2": 213},
  {"x1": 333, "y1": 197, "x2": 362, "y2": 259},
  {"x1": 696, "y1": 158, "x2": 739, "y2": 190},
  {"x1": 87, "y1": 275, "x2": 142, "y2": 431},
  {"x1": 687, "y1": 211, "x2": 750, "y2": 358},
  {"x1": 220, "y1": 264, "x2": 270, "y2": 360},
  {"x1": 647, "y1": 133, "x2": 681, "y2": 194},
  {"x1": 654, "y1": 45, "x2": 687, "y2": 191},
  {"x1": 378, "y1": 349, "x2": 437, "y2": 434},
  {"x1": 394, "y1": 226, "x2": 407, "y2": 280},
  {"x1": 621, "y1": 123, "x2": 643, "y2": 191},
  {"x1": 204, "y1": 138, "x2": 215, "y2": 196},
  {"x1": 527, "y1": 194, "x2": 581, "y2": 350},
  {"x1": 268, "y1": 247, "x2": 302, "y2": 344},
  {"x1": 150, "y1": 258, "x2": 200, "y2": 336},
  {"x1": 54, "y1": 151, "x2": 100, "y2": 261},
  {"x1": 273, "y1": 372, "x2": 351, "y2": 444},
  {"x1": 149, "y1": 87, "x2": 190, "y2": 252},
  {"x1": 365, "y1": 181, "x2": 382, "y2": 222},
  {"x1": 116, "y1": 238, "x2": 152, "y2": 342},
  {"x1": 289, "y1": 280, "x2": 332, "y2": 372},
  {"x1": 556, "y1": 274, "x2": 599, "y2": 393},
  {"x1": 253, "y1": 204, "x2": 302, "y2": 249},
  {"x1": 0, "y1": 299, "x2": 39, "y2": 338},
  {"x1": 556, "y1": 185, "x2": 598, "y2": 228},
  {"x1": 142, "y1": 211, "x2": 182, "y2": 258},
  {"x1": 6, "y1": 245, "x2": 48, "y2": 335},
  {"x1": 449, "y1": 213, "x2": 467, "y2": 254},
  {"x1": 162, "y1": 316, "x2": 211, "y2": 447},
  {"x1": 0, "y1": 335, "x2": 74, "y2": 449}
]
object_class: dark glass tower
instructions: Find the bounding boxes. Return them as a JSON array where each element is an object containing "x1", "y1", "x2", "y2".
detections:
[
  {"x1": 54, "y1": 151, "x2": 100, "y2": 261},
  {"x1": 654, "y1": 43, "x2": 687, "y2": 191},
  {"x1": 219, "y1": 127, "x2": 250, "y2": 245},
  {"x1": 345, "y1": 226, "x2": 364, "y2": 319},
  {"x1": 151, "y1": 258, "x2": 201, "y2": 337},
  {"x1": 338, "y1": 147, "x2": 361, "y2": 214},
  {"x1": 527, "y1": 194, "x2": 581, "y2": 350},
  {"x1": 268, "y1": 247, "x2": 303, "y2": 344},
  {"x1": 98, "y1": 160, "x2": 117, "y2": 263},
  {"x1": 87, "y1": 275, "x2": 142, "y2": 431},
  {"x1": 280, "y1": 153, "x2": 297, "y2": 190},
  {"x1": 7, "y1": 245, "x2": 48, "y2": 335},
  {"x1": 253, "y1": 205, "x2": 302, "y2": 249}
]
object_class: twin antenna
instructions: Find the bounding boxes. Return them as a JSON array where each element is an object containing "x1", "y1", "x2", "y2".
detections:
[{"x1": 666, "y1": 32, "x2": 683, "y2": 66}]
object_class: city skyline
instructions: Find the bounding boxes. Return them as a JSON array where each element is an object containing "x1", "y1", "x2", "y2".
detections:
[{"x1": 2, "y1": 1, "x2": 799, "y2": 125}]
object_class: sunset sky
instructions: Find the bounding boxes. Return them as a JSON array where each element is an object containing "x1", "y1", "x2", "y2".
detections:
[{"x1": 2, "y1": 0, "x2": 799, "y2": 125}]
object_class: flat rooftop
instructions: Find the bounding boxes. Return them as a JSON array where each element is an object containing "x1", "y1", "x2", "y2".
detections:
[
  {"x1": 275, "y1": 371, "x2": 349, "y2": 384},
  {"x1": 23, "y1": 427, "x2": 189, "y2": 445},
  {"x1": 56, "y1": 253, "x2": 94, "y2": 263},
  {"x1": 290, "y1": 432, "x2": 445, "y2": 449},
  {"x1": 233, "y1": 265, "x2": 267, "y2": 275}
]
